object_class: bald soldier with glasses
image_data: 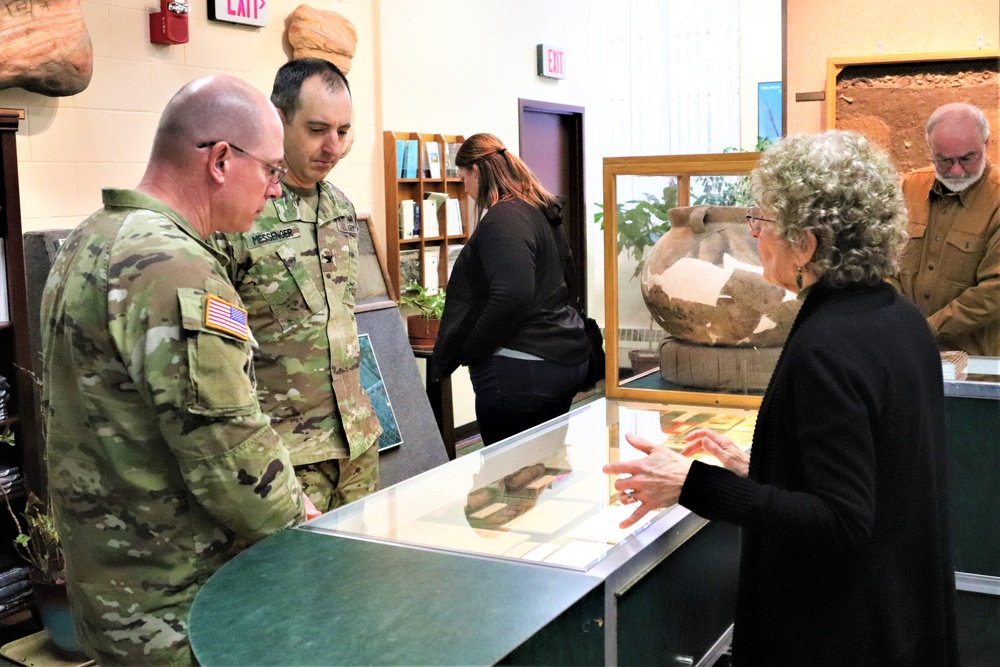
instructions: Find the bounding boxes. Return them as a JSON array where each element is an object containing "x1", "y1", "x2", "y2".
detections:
[{"x1": 891, "y1": 102, "x2": 1000, "y2": 356}]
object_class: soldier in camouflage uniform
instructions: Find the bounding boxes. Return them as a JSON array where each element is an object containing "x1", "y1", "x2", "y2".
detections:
[
  {"x1": 215, "y1": 59, "x2": 382, "y2": 512},
  {"x1": 41, "y1": 75, "x2": 313, "y2": 666}
]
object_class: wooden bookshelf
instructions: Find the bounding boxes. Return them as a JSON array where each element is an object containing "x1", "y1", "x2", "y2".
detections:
[
  {"x1": 383, "y1": 131, "x2": 469, "y2": 299},
  {"x1": 0, "y1": 111, "x2": 42, "y2": 621}
]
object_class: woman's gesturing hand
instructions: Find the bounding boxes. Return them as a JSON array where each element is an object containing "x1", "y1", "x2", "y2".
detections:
[
  {"x1": 681, "y1": 428, "x2": 750, "y2": 478},
  {"x1": 602, "y1": 433, "x2": 694, "y2": 528}
]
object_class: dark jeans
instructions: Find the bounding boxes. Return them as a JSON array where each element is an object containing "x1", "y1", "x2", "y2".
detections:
[{"x1": 469, "y1": 355, "x2": 587, "y2": 446}]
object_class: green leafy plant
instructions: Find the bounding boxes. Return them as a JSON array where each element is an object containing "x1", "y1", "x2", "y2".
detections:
[
  {"x1": 398, "y1": 283, "x2": 446, "y2": 319},
  {"x1": 593, "y1": 138, "x2": 775, "y2": 277},
  {"x1": 594, "y1": 184, "x2": 677, "y2": 279},
  {"x1": 1, "y1": 489, "x2": 64, "y2": 584},
  {"x1": 692, "y1": 138, "x2": 773, "y2": 206}
]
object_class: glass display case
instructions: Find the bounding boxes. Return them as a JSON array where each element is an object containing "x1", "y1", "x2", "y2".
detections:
[
  {"x1": 303, "y1": 398, "x2": 755, "y2": 572},
  {"x1": 600, "y1": 152, "x2": 772, "y2": 407},
  {"x1": 192, "y1": 396, "x2": 747, "y2": 666}
]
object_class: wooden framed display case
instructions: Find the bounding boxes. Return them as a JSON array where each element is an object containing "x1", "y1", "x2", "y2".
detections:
[
  {"x1": 190, "y1": 396, "x2": 751, "y2": 666},
  {"x1": 601, "y1": 152, "x2": 763, "y2": 407},
  {"x1": 382, "y1": 131, "x2": 469, "y2": 300}
]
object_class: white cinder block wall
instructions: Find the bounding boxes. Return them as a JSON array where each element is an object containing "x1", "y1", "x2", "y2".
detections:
[{"x1": 0, "y1": 0, "x2": 380, "y2": 236}]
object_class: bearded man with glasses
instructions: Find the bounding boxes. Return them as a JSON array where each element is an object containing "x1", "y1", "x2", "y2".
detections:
[
  {"x1": 214, "y1": 58, "x2": 382, "y2": 514},
  {"x1": 891, "y1": 102, "x2": 1000, "y2": 356}
]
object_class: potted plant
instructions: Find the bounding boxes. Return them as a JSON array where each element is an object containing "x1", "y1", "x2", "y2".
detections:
[
  {"x1": 0, "y1": 488, "x2": 85, "y2": 659},
  {"x1": 399, "y1": 283, "x2": 446, "y2": 349}
]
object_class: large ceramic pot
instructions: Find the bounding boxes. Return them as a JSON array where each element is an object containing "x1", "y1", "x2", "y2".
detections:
[
  {"x1": 29, "y1": 570, "x2": 87, "y2": 660},
  {"x1": 640, "y1": 205, "x2": 800, "y2": 347},
  {"x1": 639, "y1": 205, "x2": 801, "y2": 391}
]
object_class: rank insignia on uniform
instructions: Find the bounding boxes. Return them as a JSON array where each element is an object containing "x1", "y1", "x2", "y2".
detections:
[
  {"x1": 205, "y1": 295, "x2": 249, "y2": 340},
  {"x1": 337, "y1": 216, "x2": 359, "y2": 234}
]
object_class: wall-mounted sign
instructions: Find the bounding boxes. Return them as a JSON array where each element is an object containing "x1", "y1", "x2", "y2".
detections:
[
  {"x1": 536, "y1": 44, "x2": 566, "y2": 79},
  {"x1": 209, "y1": 0, "x2": 268, "y2": 27}
]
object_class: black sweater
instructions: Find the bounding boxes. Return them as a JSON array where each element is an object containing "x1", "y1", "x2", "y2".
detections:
[
  {"x1": 430, "y1": 199, "x2": 588, "y2": 381},
  {"x1": 680, "y1": 282, "x2": 959, "y2": 666}
]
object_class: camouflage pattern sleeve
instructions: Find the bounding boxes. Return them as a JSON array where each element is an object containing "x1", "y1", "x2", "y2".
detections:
[
  {"x1": 107, "y1": 226, "x2": 306, "y2": 540},
  {"x1": 43, "y1": 193, "x2": 309, "y2": 666}
]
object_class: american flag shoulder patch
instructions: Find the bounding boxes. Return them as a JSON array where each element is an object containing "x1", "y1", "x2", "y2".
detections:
[{"x1": 204, "y1": 294, "x2": 249, "y2": 341}]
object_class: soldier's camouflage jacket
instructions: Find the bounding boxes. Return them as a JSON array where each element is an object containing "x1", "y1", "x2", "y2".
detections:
[
  {"x1": 213, "y1": 182, "x2": 381, "y2": 463},
  {"x1": 41, "y1": 189, "x2": 306, "y2": 666}
]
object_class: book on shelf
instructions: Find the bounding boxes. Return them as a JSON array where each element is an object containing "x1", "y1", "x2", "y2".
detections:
[
  {"x1": 940, "y1": 350, "x2": 968, "y2": 381},
  {"x1": 399, "y1": 249, "x2": 421, "y2": 291},
  {"x1": 398, "y1": 200, "x2": 417, "y2": 239},
  {"x1": 425, "y1": 142, "x2": 442, "y2": 179},
  {"x1": 447, "y1": 244, "x2": 464, "y2": 279},
  {"x1": 0, "y1": 239, "x2": 7, "y2": 322},
  {"x1": 403, "y1": 139, "x2": 419, "y2": 178},
  {"x1": 423, "y1": 247, "x2": 441, "y2": 294},
  {"x1": 395, "y1": 139, "x2": 406, "y2": 177},
  {"x1": 445, "y1": 141, "x2": 461, "y2": 178},
  {"x1": 445, "y1": 198, "x2": 463, "y2": 236}
]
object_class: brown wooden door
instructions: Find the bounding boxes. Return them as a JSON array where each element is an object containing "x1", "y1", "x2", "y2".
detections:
[{"x1": 518, "y1": 99, "x2": 587, "y2": 315}]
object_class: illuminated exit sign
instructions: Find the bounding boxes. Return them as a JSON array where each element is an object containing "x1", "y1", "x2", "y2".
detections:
[
  {"x1": 209, "y1": 0, "x2": 268, "y2": 27},
  {"x1": 536, "y1": 44, "x2": 566, "y2": 79}
]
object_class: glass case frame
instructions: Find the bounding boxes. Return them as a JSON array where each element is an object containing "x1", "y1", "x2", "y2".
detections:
[
  {"x1": 301, "y1": 397, "x2": 756, "y2": 573},
  {"x1": 601, "y1": 152, "x2": 764, "y2": 407}
]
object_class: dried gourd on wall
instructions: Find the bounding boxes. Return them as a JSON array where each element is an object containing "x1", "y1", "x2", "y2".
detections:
[{"x1": 0, "y1": 0, "x2": 93, "y2": 96}]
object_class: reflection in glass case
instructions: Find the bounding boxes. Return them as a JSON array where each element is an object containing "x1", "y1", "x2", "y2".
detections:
[{"x1": 302, "y1": 398, "x2": 755, "y2": 572}]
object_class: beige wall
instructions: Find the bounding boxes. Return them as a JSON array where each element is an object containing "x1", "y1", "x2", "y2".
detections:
[
  {"x1": 785, "y1": 0, "x2": 1000, "y2": 135},
  {"x1": 0, "y1": 0, "x2": 380, "y2": 234},
  {"x1": 0, "y1": 1, "x2": 780, "y2": 426},
  {"x1": 377, "y1": 0, "x2": 599, "y2": 425},
  {"x1": 739, "y1": 0, "x2": 782, "y2": 149}
]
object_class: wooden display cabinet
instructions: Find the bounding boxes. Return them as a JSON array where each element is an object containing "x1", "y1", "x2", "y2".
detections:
[
  {"x1": 382, "y1": 131, "x2": 469, "y2": 299},
  {"x1": 0, "y1": 111, "x2": 42, "y2": 621}
]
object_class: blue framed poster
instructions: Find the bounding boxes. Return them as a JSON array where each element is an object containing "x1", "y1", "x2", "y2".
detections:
[
  {"x1": 358, "y1": 333, "x2": 403, "y2": 451},
  {"x1": 757, "y1": 82, "x2": 782, "y2": 142}
]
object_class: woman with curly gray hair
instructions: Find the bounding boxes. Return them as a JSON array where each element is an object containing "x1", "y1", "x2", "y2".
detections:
[{"x1": 606, "y1": 131, "x2": 958, "y2": 666}]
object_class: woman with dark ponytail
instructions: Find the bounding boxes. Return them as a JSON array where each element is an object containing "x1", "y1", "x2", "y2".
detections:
[{"x1": 430, "y1": 133, "x2": 590, "y2": 445}]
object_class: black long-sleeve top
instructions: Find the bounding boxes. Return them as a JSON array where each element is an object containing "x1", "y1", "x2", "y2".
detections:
[
  {"x1": 430, "y1": 199, "x2": 588, "y2": 381},
  {"x1": 680, "y1": 281, "x2": 959, "y2": 666}
]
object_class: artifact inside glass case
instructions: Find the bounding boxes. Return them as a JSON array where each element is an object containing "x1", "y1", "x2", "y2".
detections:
[
  {"x1": 639, "y1": 203, "x2": 800, "y2": 392},
  {"x1": 303, "y1": 399, "x2": 755, "y2": 571}
]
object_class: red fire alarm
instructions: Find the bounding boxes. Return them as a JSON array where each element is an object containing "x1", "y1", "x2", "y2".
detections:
[{"x1": 150, "y1": 0, "x2": 190, "y2": 45}]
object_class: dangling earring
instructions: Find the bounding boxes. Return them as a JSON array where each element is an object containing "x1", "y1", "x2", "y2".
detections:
[{"x1": 796, "y1": 265, "x2": 804, "y2": 290}]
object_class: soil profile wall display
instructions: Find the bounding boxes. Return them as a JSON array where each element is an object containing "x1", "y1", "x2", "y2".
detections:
[{"x1": 830, "y1": 54, "x2": 999, "y2": 175}]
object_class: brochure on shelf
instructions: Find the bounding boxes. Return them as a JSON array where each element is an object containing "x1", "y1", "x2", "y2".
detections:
[
  {"x1": 403, "y1": 139, "x2": 419, "y2": 178},
  {"x1": 425, "y1": 142, "x2": 442, "y2": 179},
  {"x1": 398, "y1": 200, "x2": 417, "y2": 239},
  {"x1": 421, "y1": 198, "x2": 439, "y2": 237},
  {"x1": 445, "y1": 198, "x2": 463, "y2": 236},
  {"x1": 395, "y1": 139, "x2": 406, "y2": 177}
]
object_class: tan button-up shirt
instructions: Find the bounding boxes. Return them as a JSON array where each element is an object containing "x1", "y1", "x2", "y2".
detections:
[{"x1": 894, "y1": 162, "x2": 1000, "y2": 356}]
